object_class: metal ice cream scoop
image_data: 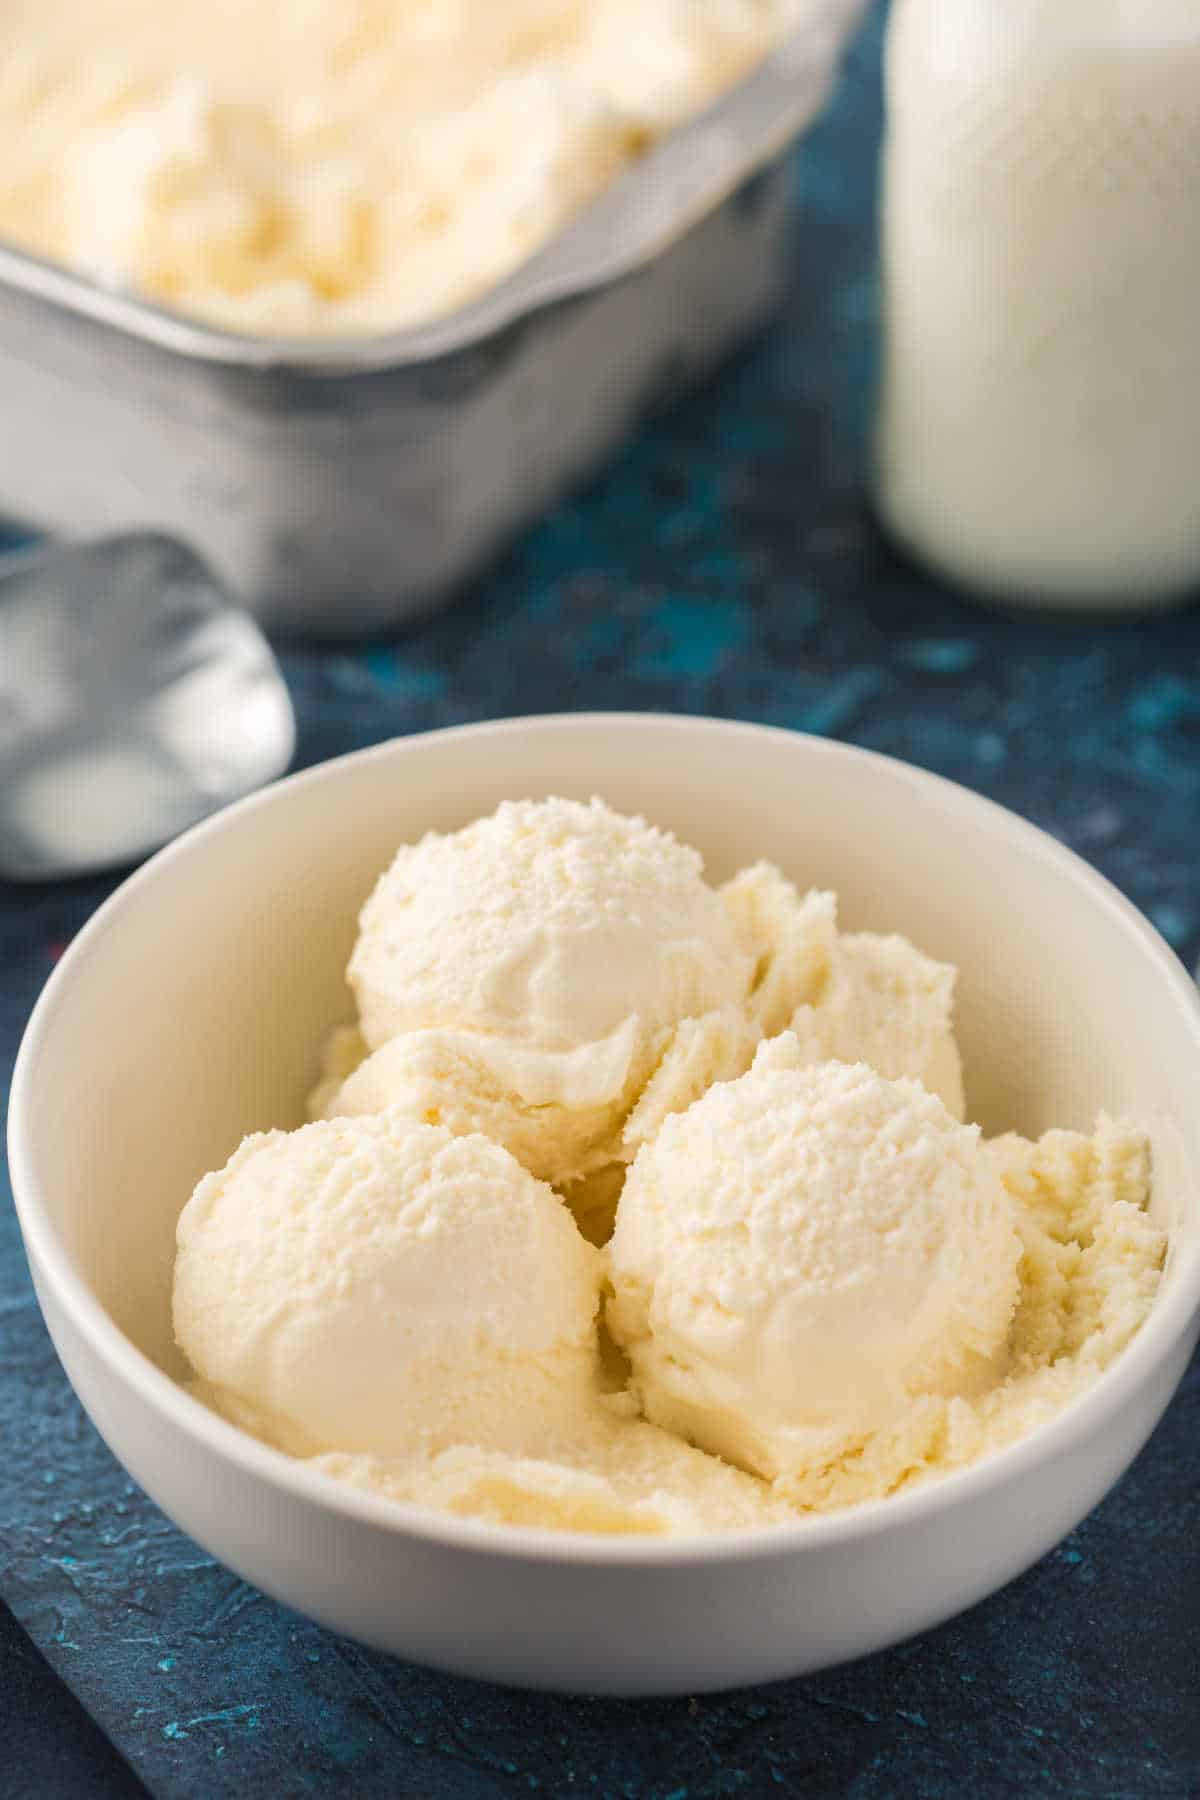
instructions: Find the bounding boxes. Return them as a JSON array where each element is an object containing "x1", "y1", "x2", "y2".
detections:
[{"x1": 0, "y1": 533, "x2": 294, "y2": 881}]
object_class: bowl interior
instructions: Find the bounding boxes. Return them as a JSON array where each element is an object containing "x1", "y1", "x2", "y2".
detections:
[{"x1": 16, "y1": 717, "x2": 1200, "y2": 1384}]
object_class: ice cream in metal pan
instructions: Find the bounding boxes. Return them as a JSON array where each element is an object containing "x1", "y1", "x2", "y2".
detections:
[
  {"x1": 0, "y1": 0, "x2": 848, "y2": 338},
  {"x1": 0, "y1": 1, "x2": 869, "y2": 633}
]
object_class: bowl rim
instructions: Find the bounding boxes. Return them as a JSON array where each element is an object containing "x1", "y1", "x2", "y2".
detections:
[{"x1": 10, "y1": 711, "x2": 1200, "y2": 1568}]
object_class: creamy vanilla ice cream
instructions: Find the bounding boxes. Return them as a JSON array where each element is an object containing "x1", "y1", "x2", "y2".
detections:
[
  {"x1": 319, "y1": 797, "x2": 755, "y2": 1194},
  {"x1": 319, "y1": 819, "x2": 969, "y2": 1211},
  {"x1": 721, "y1": 863, "x2": 836, "y2": 1036},
  {"x1": 311, "y1": 1402, "x2": 793, "y2": 1536},
  {"x1": 0, "y1": 0, "x2": 812, "y2": 336},
  {"x1": 174, "y1": 1113, "x2": 602, "y2": 1458},
  {"x1": 774, "y1": 1112, "x2": 1166, "y2": 1512},
  {"x1": 313, "y1": 1018, "x2": 645, "y2": 1193},
  {"x1": 172, "y1": 795, "x2": 1168, "y2": 1536},
  {"x1": 607, "y1": 1040, "x2": 1020, "y2": 1478},
  {"x1": 349, "y1": 796, "x2": 751, "y2": 1054},
  {"x1": 788, "y1": 932, "x2": 965, "y2": 1118}
]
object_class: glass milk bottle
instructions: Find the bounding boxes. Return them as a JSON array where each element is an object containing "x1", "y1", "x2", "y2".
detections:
[{"x1": 875, "y1": 0, "x2": 1200, "y2": 611}]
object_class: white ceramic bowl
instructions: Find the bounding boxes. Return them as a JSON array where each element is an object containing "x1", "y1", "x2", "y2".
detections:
[{"x1": 9, "y1": 715, "x2": 1200, "y2": 1695}]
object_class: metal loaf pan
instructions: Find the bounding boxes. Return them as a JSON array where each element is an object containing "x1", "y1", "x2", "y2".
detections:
[{"x1": 0, "y1": 1, "x2": 865, "y2": 638}]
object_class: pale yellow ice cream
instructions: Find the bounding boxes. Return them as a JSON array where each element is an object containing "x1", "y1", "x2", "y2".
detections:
[
  {"x1": 0, "y1": 0, "x2": 812, "y2": 336},
  {"x1": 313, "y1": 1017, "x2": 645, "y2": 1193},
  {"x1": 722, "y1": 862, "x2": 964, "y2": 1115},
  {"x1": 316, "y1": 815, "x2": 966, "y2": 1221},
  {"x1": 179, "y1": 1096, "x2": 1163, "y2": 1530},
  {"x1": 174, "y1": 1113, "x2": 602, "y2": 1458},
  {"x1": 319, "y1": 797, "x2": 757, "y2": 1196},
  {"x1": 348, "y1": 796, "x2": 751, "y2": 1054},
  {"x1": 607, "y1": 1042, "x2": 1020, "y2": 1479},
  {"x1": 175, "y1": 1103, "x2": 788, "y2": 1533},
  {"x1": 171, "y1": 796, "x2": 1168, "y2": 1536},
  {"x1": 311, "y1": 1407, "x2": 793, "y2": 1535},
  {"x1": 721, "y1": 863, "x2": 837, "y2": 1037},
  {"x1": 788, "y1": 932, "x2": 965, "y2": 1118},
  {"x1": 772, "y1": 1113, "x2": 1165, "y2": 1512}
]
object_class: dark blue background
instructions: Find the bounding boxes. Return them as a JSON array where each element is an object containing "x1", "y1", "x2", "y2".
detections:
[{"x1": 3, "y1": 8, "x2": 1199, "y2": 1795}]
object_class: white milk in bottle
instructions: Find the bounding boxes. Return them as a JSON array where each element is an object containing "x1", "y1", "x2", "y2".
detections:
[{"x1": 875, "y1": 0, "x2": 1200, "y2": 610}]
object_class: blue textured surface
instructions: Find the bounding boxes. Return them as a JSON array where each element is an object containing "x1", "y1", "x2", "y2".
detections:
[{"x1": 3, "y1": 8, "x2": 1200, "y2": 1795}]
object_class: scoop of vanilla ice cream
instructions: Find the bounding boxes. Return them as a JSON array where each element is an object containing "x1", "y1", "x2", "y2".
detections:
[
  {"x1": 789, "y1": 932, "x2": 966, "y2": 1119},
  {"x1": 351, "y1": 797, "x2": 751, "y2": 1052},
  {"x1": 607, "y1": 1039, "x2": 1021, "y2": 1479},
  {"x1": 328, "y1": 797, "x2": 755, "y2": 1187},
  {"x1": 174, "y1": 1114, "x2": 602, "y2": 1459}
]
